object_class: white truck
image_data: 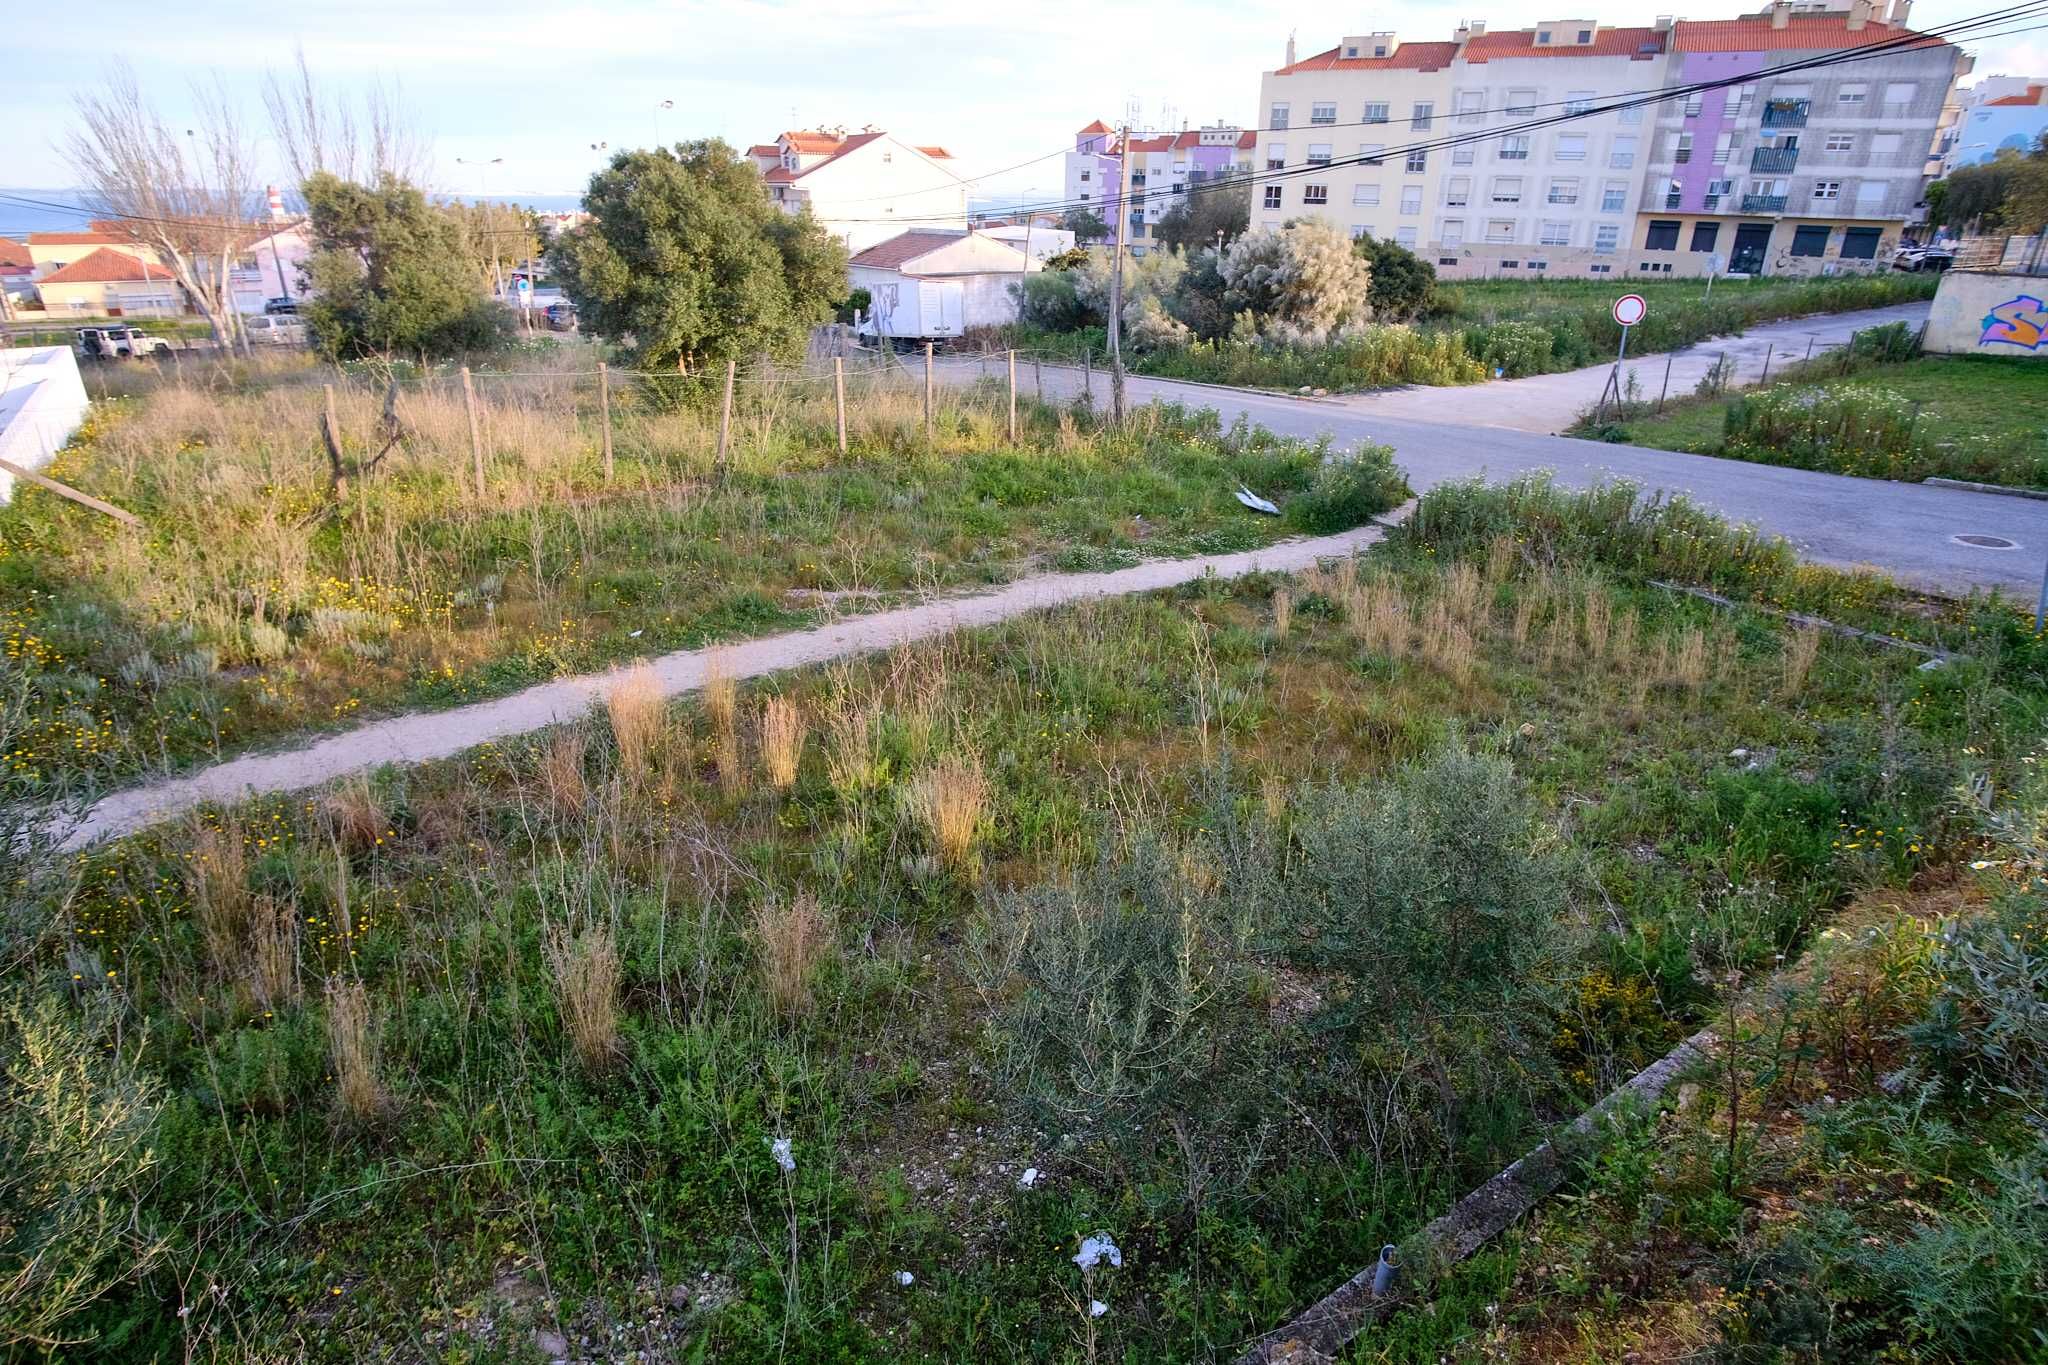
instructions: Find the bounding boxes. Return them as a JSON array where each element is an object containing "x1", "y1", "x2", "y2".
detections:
[
  {"x1": 858, "y1": 279, "x2": 964, "y2": 347},
  {"x1": 75, "y1": 326, "x2": 173, "y2": 360}
]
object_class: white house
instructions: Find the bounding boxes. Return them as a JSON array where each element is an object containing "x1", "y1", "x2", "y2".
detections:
[
  {"x1": 847, "y1": 229, "x2": 1040, "y2": 338},
  {"x1": 974, "y1": 223, "x2": 1078, "y2": 262},
  {"x1": 746, "y1": 129, "x2": 968, "y2": 252}
]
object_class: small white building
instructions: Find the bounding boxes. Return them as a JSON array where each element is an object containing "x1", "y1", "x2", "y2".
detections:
[
  {"x1": 974, "y1": 223, "x2": 1078, "y2": 262},
  {"x1": 0, "y1": 347, "x2": 92, "y2": 500},
  {"x1": 747, "y1": 129, "x2": 968, "y2": 252},
  {"x1": 847, "y1": 229, "x2": 1041, "y2": 339}
]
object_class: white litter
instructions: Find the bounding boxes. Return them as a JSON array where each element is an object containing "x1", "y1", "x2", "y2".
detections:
[{"x1": 1235, "y1": 486, "x2": 1280, "y2": 516}]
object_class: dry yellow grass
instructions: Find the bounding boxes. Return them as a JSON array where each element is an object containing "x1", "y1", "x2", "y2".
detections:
[
  {"x1": 703, "y1": 653, "x2": 741, "y2": 791},
  {"x1": 1442, "y1": 562, "x2": 1484, "y2": 626},
  {"x1": 1610, "y1": 607, "x2": 1640, "y2": 666},
  {"x1": 188, "y1": 819, "x2": 250, "y2": 975},
  {"x1": 1668, "y1": 627, "x2": 1709, "y2": 690},
  {"x1": 751, "y1": 892, "x2": 833, "y2": 1017},
  {"x1": 540, "y1": 729, "x2": 589, "y2": 817},
  {"x1": 1271, "y1": 588, "x2": 1293, "y2": 641},
  {"x1": 545, "y1": 922, "x2": 621, "y2": 1072},
  {"x1": 321, "y1": 775, "x2": 388, "y2": 854},
  {"x1": 1583, "y1": 590, "x2": 1612, "y2": 661},
  {"x1": 1782, "y1": 626, "x2": 1822, "y2": 698},
  {"x1": 248, "y1": 894, "x2": 301, "y2": 1010},
  {"x1": 906, "y1": 753, "x2": 987, "y2": 872},
  {"x1": 326, "y1": 979, "x2": 385, "y2": 1121},
  {"x1": 1421, "y1": 602, "x2": 1476, "y2": 687},
  {"x1": 759, "y1": 696, "x2": 810, "y2": 790},
  {"x1": 606, "y1": 664, "x2": 665, "y2": 781},
  {"x1": 824, "y1": 690, "x2": 881, "y2": 798},
  {"x1": 1483, "y1": 533, "x2": 1517, "y2": 589}
]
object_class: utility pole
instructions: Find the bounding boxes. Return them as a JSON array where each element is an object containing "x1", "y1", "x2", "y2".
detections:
[
  {"x1": 1108, "y1": 122, "x2": 1132, "y2": 425},
  {"x1": 457, "y1": 157, "x2": 507, "y2": 305}
]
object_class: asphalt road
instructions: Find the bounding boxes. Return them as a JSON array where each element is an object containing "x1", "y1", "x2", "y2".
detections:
[{"x1": 934, "y1": 312, "x2": 2048, "y2": 598}]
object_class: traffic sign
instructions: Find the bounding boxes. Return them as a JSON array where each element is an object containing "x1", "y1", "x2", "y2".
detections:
[{"x1": 1612, "y1": 293, "x2": 1647, "y2": 327}]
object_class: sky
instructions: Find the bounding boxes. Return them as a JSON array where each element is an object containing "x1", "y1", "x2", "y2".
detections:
[{"x1": 6, "y1": 0, "x2": 2047, "y2": 213}]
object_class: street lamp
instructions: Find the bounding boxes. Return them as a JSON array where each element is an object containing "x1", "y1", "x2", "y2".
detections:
[
  {"x1": 456, "y1": 156, "x2": 507, "y2": 304},
  {"x1": 655, "y1": 99, "x2": 674, "y2": 147}
]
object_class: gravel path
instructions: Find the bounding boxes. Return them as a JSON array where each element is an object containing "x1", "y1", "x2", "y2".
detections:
[{"x1": 54, "y1": 516, "x2": 1404, "y2": 850}]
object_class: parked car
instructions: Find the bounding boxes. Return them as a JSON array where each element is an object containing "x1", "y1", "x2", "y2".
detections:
[
  {"x1": 1892, "y1": 244, "x2": 1955, "y2": 273},
  {"x1": 263, "y1": 296, "x2": 299, "y2": 315},
  {"x1": 543, "y1": 301, "x2": 578, "y2": 331},
  {"x1": 244, "y1": 313, "x2": 306, "y2": 345},
  {"x1": 75, "y1": 326, "x2": 172, "y2": 359}
]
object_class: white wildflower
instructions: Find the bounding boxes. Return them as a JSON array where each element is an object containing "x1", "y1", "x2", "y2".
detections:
[
  {"x1": 1073, "y1": 1233, "x2": 1122, "y2": 1271},
  {"x1": 1089, "y1": 1299, "x2": 1109, "y2": 1318},
  {"x1": 766, "y1": 1136, "x2": 795, "y2": 1173},
  {"x1": 1018, "y1": 1167, "x2": 1040, "y2": 1189},
  {"x1": 894, "y1": 1270, "x2": 915, "y2": 1287}
]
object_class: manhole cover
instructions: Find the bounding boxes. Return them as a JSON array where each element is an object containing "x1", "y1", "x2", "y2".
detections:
[{"x1": 1953, "y1": 534, "x2": 2019, "y2": 550}]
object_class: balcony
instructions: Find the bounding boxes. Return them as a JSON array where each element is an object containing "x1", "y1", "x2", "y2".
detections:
[
  {"x1": 1761, "y1": 98, "x2": 1810, "y2": 129},
  {"x1": 1741, "y1": 193, "x2": 1788, "y2": 213},
  {"x1": 1664, "y1": 193, "x2": 1684, "y2": 209},
  {"x1": 1751, "y1": 146, "x2": 1800, "y2": 173}
]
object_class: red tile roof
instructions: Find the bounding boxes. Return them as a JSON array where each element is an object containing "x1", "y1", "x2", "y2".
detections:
[
  {"x1": 38, "y1": 247, "x2": 177, "y2": 285},
  {"x1": 762, "y1": 166, "x2": 796, "y2": 183},
  {"x1": 1277, "y1": 40, "x2": 1459, "y2": 74},
  {"x1": 747, "y1": 143, "x2": 782, "y2": 157},
  {"x1": 849, "y1": 230, "x2": 968, "y2": 269},
  {"x1": 1122, "y1": 134, "x2": 1174, "y2": 154},
  {"x1": 1238, "y1": 130, "x2": 1257, "y2": 149},
  {"x1": 0, "y1": 239, "x2": 29, "y2": 268},
  {"x1": 1077, "y1": 119, "x2": 1113, "y2": 135},
  {"x1": 27, "y1": 231, "x2": 136, "y2": 247},
  {"x1": 1986, "y1": 84, "x2": 2046, "y2": 106},
  {"x1": 1672, "y1": 16, "x2": 1943, "y2": 52},
  {"x1": 1463, "y1": 26, "x2": 1665, "y2": 61},
  {"x1": 916, "y1": 145, "x2": 952, "y2": 159},
  {"x1": 781, "y1": 131, "x2": 845, "y2": 154}
]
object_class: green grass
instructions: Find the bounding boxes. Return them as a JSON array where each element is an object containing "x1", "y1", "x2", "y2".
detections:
[
  {"x1": 0, "y1": 355, "x2": 1402, "y2": 799},
  {"x1": 1585, "y1": 352, "x2": 2048, "y2": 488},
  {"x1": 8, "y1": 479, "x2": 2045, "y2": 1361}
]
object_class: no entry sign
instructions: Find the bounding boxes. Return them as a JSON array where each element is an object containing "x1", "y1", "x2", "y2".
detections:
[{"x1": 1612, "y1": 293, "x2": 1648, "y2": 327}]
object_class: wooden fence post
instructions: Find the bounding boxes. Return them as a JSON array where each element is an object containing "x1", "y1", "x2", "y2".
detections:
[
  {"x1": 834, "y1": 356, "x2": 848, "y2": 455},
  {"x1": 1034, "y1": 355, "x2": 1043, "y2": 400},
  {"x1": 0, "y1": 456, "x2": 140, "y2": 526},
  {"x1": 1007, "y1": 349, "x2": 1017, "y2": 443},
  {"x1": 716, "y1": 358, "x2": 736, "y2": 475},
  {"x1": 460, "y1": 366, "x2": 484, "y2": 497},
  {"x1": 1657, "y1": 353, "x2": 1673, "y2": 413},
  {"x1": 322, "y1": 384, "x2": 349, "y2": 499},
  {"x1": 1759, "y1": 343, "x2": 1773, "y2": 384},
  {"x1": 597, "y1": 361, "x2": 614, "y2": 484},
  {"x1": 923, "y1": 341, "x2": 934, "y2": 441},
  {"x1": 1082, "y1": 347, "x2": 1092, "y2": 403}
]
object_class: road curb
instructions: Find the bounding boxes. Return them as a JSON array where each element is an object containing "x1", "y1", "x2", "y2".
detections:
[{"x1": 1923, "y1": 477, "x2": 2048, "y2": 503}]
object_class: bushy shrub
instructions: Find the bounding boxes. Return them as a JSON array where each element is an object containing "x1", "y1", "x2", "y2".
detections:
[
  {"x1": 1469, "y1": 320, "x2": 1558, "y2": 378},
  {"x1": 1724, "y1": 383, "x2": 1926, "y2": 480},
  {"x1": 1284, "y1": 440, "x2": 1410, "y2": 533},
  {"x1": 1353, "y1": 234, "x2": 1439, "y2": 322}
]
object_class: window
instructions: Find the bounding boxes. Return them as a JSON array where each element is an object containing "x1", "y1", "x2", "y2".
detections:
[
  {"x1": 1601, "y1": 181, "x2": 1627, "y2": 212},
  {"x1": 1565, "y1": 90, "x2": 1596, "y2": 116},
  {"x1": 1079, "y1": 170, "x2": 1090, "y2": 182},
  {"x1": 1812, "y1": 180, "x2": 1841, "y2": 200},
  {"x1": 1364, "y1": 102, "x2": 1389, "y2": 124},
  {"x1": 1353, "y1": 183, "x2": 1381, "y2": 206},
  {"x1": 1840, "y1": 225, "x2": 1882, "y2": 259},
  {"x1": 1457, "y1": 92, "x2": 1484, "y2": 124},
  {"x1": 1491, "y1": 176, "x2": 1523, "y2": 204},
  {"x1": 1311, "y1": 102, "x2": 1337, "y2": 125},
  {"x1": 1620, "y1": 103, "x2": 1643, "y2": 124},
  {"x1": 1883, "y1": 81, "x2": 1917, "y2": 107},
  {"x1": 1400, "y1": 185, "x2": 1423, "y2": 214},
  {"x1": 1307, "y1": 143, "x2": 1332, "y2": 165},
  {"x1": 1714, "y1": 132, "x2": 1735, "y2": 165},
  {"x1": 1412, "y1": 102, "x2": 1434, "y2": 130},
  {"x1": 1267, "y1": 142, "x2": 1287, "y2": 170},
  {"x1": 1870, "y1": 132, "x2": 1902, "y2": 160},
  {"x1": 1446, "y1": 176, "x2": 1471, "y2": 207},
  {"x1": 1500, "y1": 259, "x2": 1521, "y2": 269},
  {"x1": 1837, "y1": 83, "x2": 1867, "y2": 107},
  {"x1": 1078, "y1": 191, "x2": 1090, "y2": 201},
  {"x1": 1555, "y1": 134, "x2": 1587, "y2": 162},
  {"x1": 1405, "y1": 148, "x2": 1427, "y2": 173},
  {"x1": 1500, "y1": 135, "x2": 1530, "y2": 161},
  {"x1": 1486, "y1": 219, "x2": 1515, "y2": 243},
  {"x1": 1547, "y1": 178, "x2": 1580, "y2": 205},
  {"x1": 1823, "y1": 132, "x2": 1854, "y2": 154},
  {"x1": 1790, "y1": 224, "x2": 1830, "y2": 256},
  {"x1": 1673, "y1": 131, "x2": 1694, "y2": 164},
  {"x1": 1452, "y1": 143, "x2": 1475, "y2": 166},
  {"x1": 1262, "y1": 185, "x2": 1282, "y2": 209},
  {"x1": 1578, "y1": 28, "x2": 1593, "y2": 42},
  {"x1": 1731, "y1": 83, "x2": 1757, "y2": 114},
  {"x1": 1507, "y1": 89, "x2": 1537, "y2": 115},
  {"x1": 1538, "y1": 29, "x2": 1552, "y2": 43},
  {"x1": 1350, "y1": 224, "x2": 1369, "y2": 239},
  {"x1": 1684, "y1": 94, "x2": 1704, "y2": 117},
  {"x1": 1539, "y1": 220, "x2": 1571, "y2": 245},
  {"x1": 1594, "y1": 223, "x2": 1620, "y2": 251},
  {"x1": 1396, "y1": 226, "x2": 1418, "y2": 246},
  {"x1": 1610, "y1": 136, "x2": 1637, "y2": 168},
  {"x1": 1705, "y1": 177, "x2": 1732, "y2": 209},
  {"x1": 1690, "y1": 222, "x2": 1720, "y2": 253},
  {"x1": 1360, "y1": 144, "x2": 1385, "y2": 165},
  {"x1": 1303, "y1": 184, "x2": 1328, "y2": 205},
  {"x1": 1441, "y1": 219, "x2": 1465, "y2": 246},
  {"x1": 1590, "y1": 262, "x2": 1613, "y2": 273},
  {"x1": 1645, "y1": 219, "x2": 1681, "y2": 250},
  {"x1": 1270, "y1": 103, "x2": 1290, "y2": 129},
  {"x1": 1855, "y1": 179, "x2": 1887, "y2": 207}
]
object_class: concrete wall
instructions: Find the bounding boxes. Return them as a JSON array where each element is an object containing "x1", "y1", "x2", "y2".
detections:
[
  {"x1": 0, "y1": 346, "x2": 92, "y2": 500},
  {"x1": 1925, "y1": 269, "x2": 2048, "y2": 355}
]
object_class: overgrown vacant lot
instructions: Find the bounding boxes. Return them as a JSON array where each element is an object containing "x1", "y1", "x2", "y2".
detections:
[
  {"x1": 9, "y1": 478, "x2": 2045, "y2": 1361},
  {"x1": 0, "y1": 353, "x2": 1401, "y2": 797},
  {"x1": 1583, "y1": 338, "x2": 2048, "y2": 489}
]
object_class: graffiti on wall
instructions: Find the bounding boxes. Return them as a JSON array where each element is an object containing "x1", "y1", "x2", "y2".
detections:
[{"x1": 1981, "y1": 295, "x2": 2048, "y2": 350}]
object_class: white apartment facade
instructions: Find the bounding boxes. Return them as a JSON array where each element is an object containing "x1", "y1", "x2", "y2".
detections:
[{"x1": 746, "y1": 130, "x2": 968, "y2": 253}]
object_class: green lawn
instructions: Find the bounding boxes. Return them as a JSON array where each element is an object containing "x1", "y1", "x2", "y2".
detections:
[{"x1": 1589, "y1": 353, "x2": 2048, "y2": 487}]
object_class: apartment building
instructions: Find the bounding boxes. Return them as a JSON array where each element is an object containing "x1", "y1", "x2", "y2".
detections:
[
  {"x1": 745, "y1": 129, "x2": 966, "y2": 253},
  {"x1": 1064, "y1": 121, "x2": 1255, "y2": 250},
  {"x1": 1251, "y1": 2, "x2": 1963, "y2": 278},
  {"x1": 1636, "y1": 1, "x2": 1969, "y2": 278}
]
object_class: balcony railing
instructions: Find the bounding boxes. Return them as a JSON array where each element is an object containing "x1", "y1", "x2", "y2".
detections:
[
  {"x1": 1751, "y1": 146, "x2": 1800, "y2": 173},
  {"x1": 1741, "y1": 193, "x2": 1788, "y2": 213},
  {"x1": 1761, "y1": 99, "x2": 1810, "y2": 129},
  {"x1": 1664, "y1": 193, "x2": 1684, "y2": 209}
]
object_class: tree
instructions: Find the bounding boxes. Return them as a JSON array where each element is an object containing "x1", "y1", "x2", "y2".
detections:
[
  {"x1": 66, "y1": 63, "x2": 256, "y2": 351},
  {"x1": 1353, "y1": 233, "x2": 1439, "y2": 322},
  {"x1": 1152, "y1": 177, "x2": 1251, "y2": 254},
  {"x1": 1222, "y1": 220, "x2": 1375, "y2": 345},
  {"x1": 263, "y1": 48, "x2": 425, "y2": 187},
  {"x1": 300, "y1": 172, "x2": 512, "y2": 359},
  {"x1": 549, "y1": 141, "x2": 847, "y2": 375},
  {"x1": 443, "y1": 198, "x2": 541, "y2": 291},
  {"x1": 1062, "y1": 208, "x2": 1110, "y2": 244}
]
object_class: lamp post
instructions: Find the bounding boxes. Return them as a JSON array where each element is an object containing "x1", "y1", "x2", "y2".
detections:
[{"x1": 456, "y1": 156, "x2": 507, "y2": 305}]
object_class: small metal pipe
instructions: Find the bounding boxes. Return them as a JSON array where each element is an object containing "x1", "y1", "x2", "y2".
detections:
[{"x1": 1372, "y1": 1245, "x2": 1399, "y2": 1297}]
